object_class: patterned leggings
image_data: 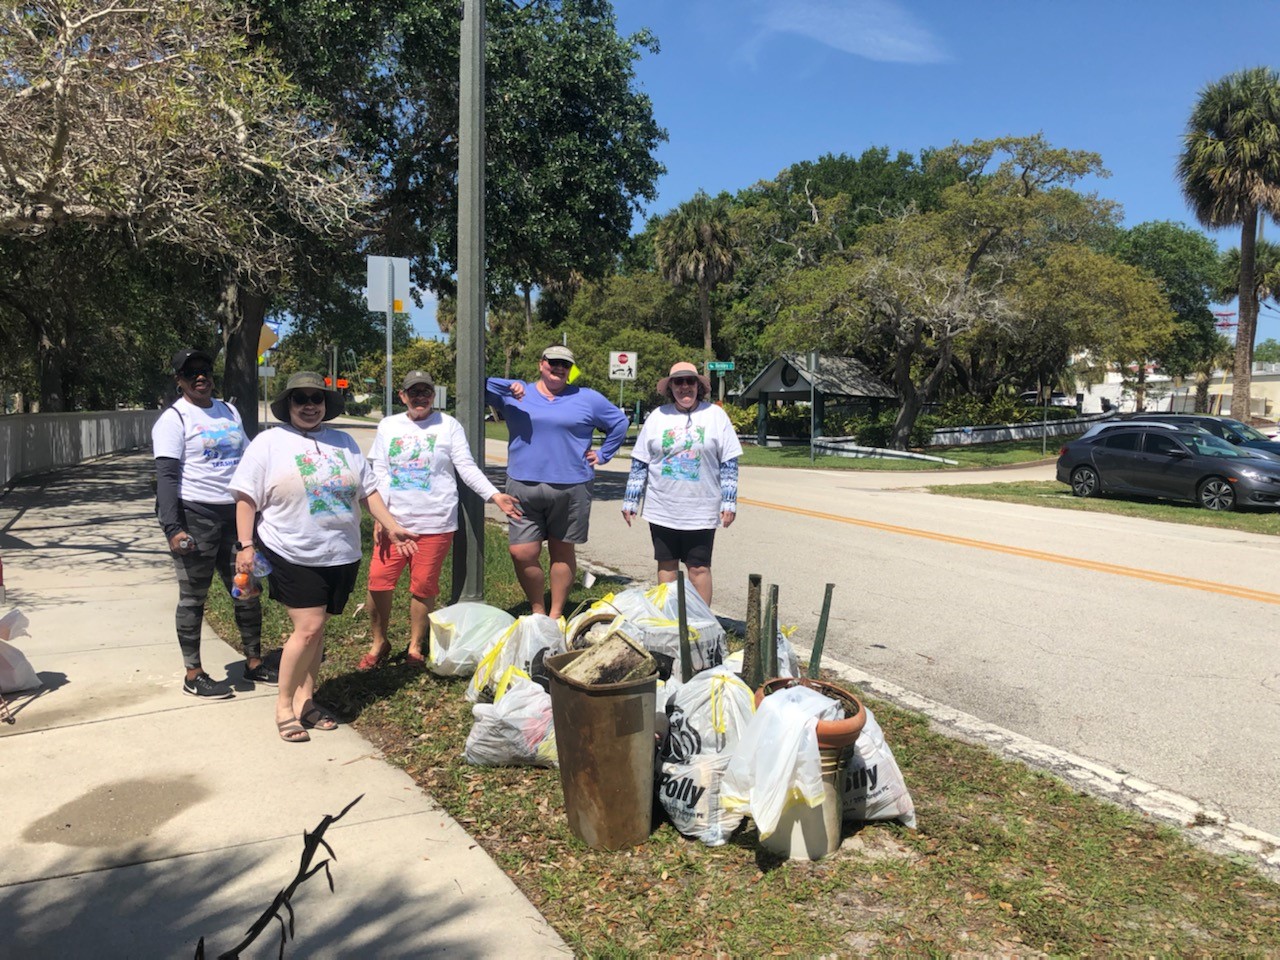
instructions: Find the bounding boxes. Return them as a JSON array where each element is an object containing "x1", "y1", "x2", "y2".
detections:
[{"x1": 171, "y1": 504, "x2": 262, "y2": 669}]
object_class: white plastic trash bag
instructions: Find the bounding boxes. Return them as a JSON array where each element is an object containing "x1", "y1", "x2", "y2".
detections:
[
  {"x1": 427, "y1": 602, "x2": 515, "y2": 677},
  {"x1": 0, "y1": 609, "x2": 38, "y2": 693},
  {"x1": 841, "y1": 707, "x2": 917, "y2": 829},
  {"x1": 467, "y1": 613, "x2": 565, "y2": 703},
  {"x1": 658, "y1": 666, "x2": 756, "y2": 845},
  {"x1": 721, "y1": 685, "x2": 842, "y2": 839},
  {"x1": 464, "y1": 671, "x2": 557, "y2": 767}
]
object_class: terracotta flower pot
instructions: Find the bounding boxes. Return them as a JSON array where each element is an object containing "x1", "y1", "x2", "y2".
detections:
[{"x1": 755, "y1": 677, "x2": 867, "y2": 750}]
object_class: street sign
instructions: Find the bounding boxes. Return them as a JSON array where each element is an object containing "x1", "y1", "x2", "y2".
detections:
[
  {"x1": 260, "y1": 365, "x2": 276, "y2": 378},
  {"x1": 366, "y1": 256, "x2": 411, "y2": 312},
  {"x1": 707, "y1": 360, "x2": 734, "y2": 372},
  {"x1": 609, "y1": 351, "x2": 637, "y2": 380}
]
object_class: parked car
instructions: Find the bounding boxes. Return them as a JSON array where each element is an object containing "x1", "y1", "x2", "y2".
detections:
[
  {"x1": 1056, "y1": 426, "x2": 1280, "y2": 511},
  {"x1": 1076, "y1": 420, "x2": 1209, "y2": 442},
  {"x1": 1117, "y1": 413, "x2": 1280, "y2": 462},
  {"x1": 1020, "y1": 390, "x2": 1075, "y2": 407}
]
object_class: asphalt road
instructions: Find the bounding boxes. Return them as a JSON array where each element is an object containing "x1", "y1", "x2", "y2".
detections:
[
  {"x1": 345, "y1": 423, "x2": 1280, "y2": 839},
  {"x1": 610, "y1": 456, "x2": 1280, "y2": 838}
]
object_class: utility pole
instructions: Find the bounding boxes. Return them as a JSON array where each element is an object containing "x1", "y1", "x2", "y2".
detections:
[{"x1": 453, "y1": 0, "x2": 486, "y2": 602}]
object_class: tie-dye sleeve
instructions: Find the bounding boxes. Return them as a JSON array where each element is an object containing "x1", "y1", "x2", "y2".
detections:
[
  {"x1": 622, "y1": 457, "x2": 648, "y2": 514},
  {"x1": 719, "y1": 457, "x2": 739, "y2": 513}
]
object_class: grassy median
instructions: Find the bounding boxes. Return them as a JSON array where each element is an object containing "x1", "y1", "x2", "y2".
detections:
[
  {"x1": 930, "y1": 479, "x2": 1280, "y2": 536},
  {"x1": 206, "y1": 521, "x2": 1280, "y2": 955}
]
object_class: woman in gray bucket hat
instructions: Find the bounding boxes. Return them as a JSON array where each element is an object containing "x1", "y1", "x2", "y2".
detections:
[{"x1": 229, "y1": 372, "x2": 416, "y2": 742}]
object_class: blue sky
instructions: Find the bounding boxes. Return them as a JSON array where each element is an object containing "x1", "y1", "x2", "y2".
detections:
[{"x1": 413, "y1": 0, "x2": 1280, "y2": 343}]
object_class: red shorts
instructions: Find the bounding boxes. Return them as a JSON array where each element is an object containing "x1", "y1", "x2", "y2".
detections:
[{"x1": 367, "y1": 531, "x2": 453, "y2": 599}]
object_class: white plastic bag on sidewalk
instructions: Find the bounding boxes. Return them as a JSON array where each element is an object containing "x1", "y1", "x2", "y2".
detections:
[
  {"x1": 0, "y1": 610, "x2": 38, "y2": 693},
  {"x1": 658, "y1": 666, "x2": 756, "y2": 845},
  {"x1": 721, "y1": 685, "x2": 842, "y2": 839},
  {"x1": 841, "y1": 707, "x2": 917, "y2": 829},
  {"x1": 465, "y1": 671, "x2": 557, "y2": 767},
  {"x1": 427, "y1": 603, "x2": 515, "y2": 677},
  {"x1": 467, "y1": 614, "x2": 565, "y2": 703}
]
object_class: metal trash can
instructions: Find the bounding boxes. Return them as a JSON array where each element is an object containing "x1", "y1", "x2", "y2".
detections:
[{"x1": 546, "y1": 649, "x2": 657, "y2": 850}]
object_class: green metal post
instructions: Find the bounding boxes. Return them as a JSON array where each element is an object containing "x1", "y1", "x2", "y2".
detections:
[
  {"x1": 676, "y1": 571, "x2": 693, "y2": 683},
  {"x1": 808, "y1": 583, "x2": 835, "y2": 679}
]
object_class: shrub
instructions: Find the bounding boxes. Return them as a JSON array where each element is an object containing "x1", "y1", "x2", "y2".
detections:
[{"x1": 721, "y1": 402, "x2": 755, "y2": 434}]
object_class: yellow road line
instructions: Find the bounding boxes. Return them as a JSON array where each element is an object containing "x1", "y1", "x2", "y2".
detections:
[{"x1": 737, "y1": 496, "x2": 1280, "y2": 607}]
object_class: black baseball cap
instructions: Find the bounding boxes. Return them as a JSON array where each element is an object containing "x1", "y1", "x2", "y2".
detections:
[{"x1": 172, "y1": 348, "x2": 215, "y2": 375}]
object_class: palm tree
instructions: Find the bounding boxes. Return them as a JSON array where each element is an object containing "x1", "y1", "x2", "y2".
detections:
[
  {"x1": 1178, "y1": 67, "x2": 1280, "y2": 421},
  {"x1": 1193, "y1": 333, "x2": 1236, "y2": 413},
  {"x1": 653, "y1": 191, "x2": 739, "y2": 359}
]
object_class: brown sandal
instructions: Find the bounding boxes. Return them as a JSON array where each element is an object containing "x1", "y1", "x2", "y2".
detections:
[
  {"x1": 299, "y1": 706, "x2": 338, "y2": 731},
  {"x1": 277, "y1": 717, "x2": 310, "y2": 743}
]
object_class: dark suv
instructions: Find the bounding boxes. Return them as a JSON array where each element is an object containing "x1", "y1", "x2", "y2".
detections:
[
  {"x1": 1056, "y1": 426, "x2": 1280, "y2": 511},
  {"x1": 1117, "y1": 413, "x2": 1280, "y2": 462}
]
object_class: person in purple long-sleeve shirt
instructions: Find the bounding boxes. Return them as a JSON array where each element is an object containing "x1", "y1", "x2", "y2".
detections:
[{"x1": 486, "y1": 344, "x2": 628, "y2": 617}]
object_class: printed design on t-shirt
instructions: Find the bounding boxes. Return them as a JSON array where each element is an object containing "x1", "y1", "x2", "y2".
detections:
[
  {"x1": 193, "y1": 422, "x2": 244, "y2": 466},
  {"x1": 386, "y1": 434, "x2": 437, "y2": 491},
  {"x1": 659, "y1": 424, "x2": 705, "y2": 482},
  {"x1": 295, "y1": 449, "x2": 358, "y2": 515}
]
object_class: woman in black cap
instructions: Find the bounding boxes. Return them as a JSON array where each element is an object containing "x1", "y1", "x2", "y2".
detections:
[
  {"x1": 229, "y1": 372, "x2": 415, "y2": 742},
  {"x1": 152, "y1": 347, "x2": 274, "y2": 700}
]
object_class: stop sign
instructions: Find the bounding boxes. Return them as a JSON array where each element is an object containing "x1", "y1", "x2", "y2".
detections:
[{"x1": 617, "y1": 353, "x2": 628, "y2": 363}]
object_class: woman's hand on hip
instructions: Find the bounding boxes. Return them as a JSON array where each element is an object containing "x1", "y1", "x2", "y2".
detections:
[{"x1": 584, "y1": 448, "x2": 599, "y2": 466}]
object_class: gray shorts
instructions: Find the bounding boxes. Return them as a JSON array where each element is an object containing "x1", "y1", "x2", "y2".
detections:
[{"x1": 506, "y1": 478, "x2": 593, "y2": 545}]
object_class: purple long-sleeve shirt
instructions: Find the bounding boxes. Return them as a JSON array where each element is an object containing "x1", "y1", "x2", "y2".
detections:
[{"x1": 485, "y1": 378, "x2": 629, "y2": 484}]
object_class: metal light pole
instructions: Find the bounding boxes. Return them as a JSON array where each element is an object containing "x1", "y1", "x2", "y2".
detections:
[{"x1": 453, "y1": 0, "x2": 486, "y2": 602}]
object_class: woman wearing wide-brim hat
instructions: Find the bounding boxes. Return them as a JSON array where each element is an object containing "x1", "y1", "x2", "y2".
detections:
[
  {"x1": 229, "y1": 372, "x2": 416, "y2": 742},
  {"x1": 621, "y1": 361, "x2": 743, "y2": 604}
]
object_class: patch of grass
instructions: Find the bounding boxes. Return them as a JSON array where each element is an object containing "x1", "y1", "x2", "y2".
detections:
[
  {"x1": 931, "y1": 480, "x2": 1280, "y2": 536},
  {"x1": 206, "y1": 521, "x2": 1280, "y2": 954}
]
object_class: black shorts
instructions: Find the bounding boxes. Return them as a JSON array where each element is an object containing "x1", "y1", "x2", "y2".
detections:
[
  {"x1": 257, "y1": 541, "x2": 360, "y2": 615},
  {"x1": 649, "y1": 523, "x2": 716, "y2": 567}
]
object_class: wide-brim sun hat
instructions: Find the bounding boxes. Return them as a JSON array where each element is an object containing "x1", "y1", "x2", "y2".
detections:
[
  {"x1": 270, "y1": 370, "x2": 345, "y2": 423},
  {"x1": 657, "y1": 361, "x2": 711, "y2": 400}
]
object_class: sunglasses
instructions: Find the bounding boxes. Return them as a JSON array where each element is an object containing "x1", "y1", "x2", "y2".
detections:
[
  {"x1": 180, "y1": 367, "x2": 213, "y2": 379},
  {"x1": 543, "y1": 358, "x2": 572, "y2": 370},
  {"x1": 404, "y1": 387, "x2": 434, "y2": 398},
  {"x1": 670, "y1": 376, "x2": 699, "y2": 387},
  {"x1": 291, "y1": 392, "x2": 326, "y2": 406}
]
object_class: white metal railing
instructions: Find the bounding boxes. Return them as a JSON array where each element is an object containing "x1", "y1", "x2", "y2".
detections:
[{"x1": 0, "y1": 411, "x2": 158, "y2": 489}]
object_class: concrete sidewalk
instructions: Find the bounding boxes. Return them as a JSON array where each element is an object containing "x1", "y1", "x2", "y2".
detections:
[{"x1": 0, "y1": 453, "x2": 569, "y2": 958}]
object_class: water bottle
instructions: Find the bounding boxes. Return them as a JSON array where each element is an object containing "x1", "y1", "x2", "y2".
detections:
[{"x1": 231, "y1": 552, "x2": 272, "y2": 599}]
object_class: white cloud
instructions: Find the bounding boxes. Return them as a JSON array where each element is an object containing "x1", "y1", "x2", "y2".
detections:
[{"x1": 748, "y1": 0, "x2": 947, "y2": 64}]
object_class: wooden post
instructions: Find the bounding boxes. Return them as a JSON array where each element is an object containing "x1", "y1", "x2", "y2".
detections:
[
  {"x1": 744, "y1": 573, "x2": 762, "y2": 687},
  {"x1": 808, "y1": 583, "x2": 835, "y2": 679}
]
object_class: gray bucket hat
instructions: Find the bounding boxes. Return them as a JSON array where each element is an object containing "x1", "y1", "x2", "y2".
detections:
[{"x1": 270, "y1": 371, "x2": 344, "y2": 423}]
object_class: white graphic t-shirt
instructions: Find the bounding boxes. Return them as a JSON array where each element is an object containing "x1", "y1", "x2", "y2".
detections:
[
  {"x1": 151, "y1": 397, "x2": 246, "y2": 504},
  {"x1": 229, "y1": 425, "x2": 377, "y2": 565},
  {"x1": 370, "y1": 411, "x2": 498, "y2": 534},
  {"x1": 633, "y1": 402, "x2": 743, "y2": 530}
]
